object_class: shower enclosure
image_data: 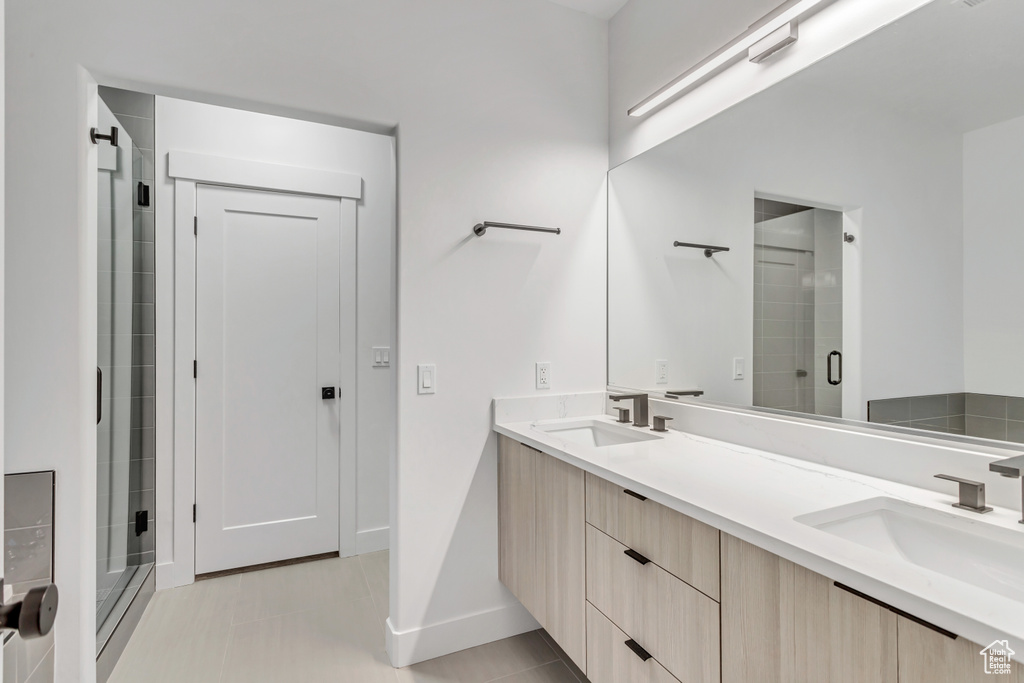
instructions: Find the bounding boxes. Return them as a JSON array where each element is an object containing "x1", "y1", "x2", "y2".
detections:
[
  {"x1": 95, "y1": 90, "x2": 155, "y2": 665},
  {"x1": 753, "y1": 198, "x2": 844, "y2": 418}
]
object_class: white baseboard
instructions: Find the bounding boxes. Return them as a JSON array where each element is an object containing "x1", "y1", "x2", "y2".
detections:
[
  {"x1": 155, "y1": 560, "x2": 192, "y2": 591},
  {"x1": 385, "y1": 602, "x2": 539, "y2": 668},
  {"x1": 356, "y1": 526, "x2": 390, "y2": 554}
]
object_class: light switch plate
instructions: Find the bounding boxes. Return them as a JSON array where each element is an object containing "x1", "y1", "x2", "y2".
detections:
[
  {"x1": 733, "y1": 357, "x2": 745, "y2": 380},
  {"x1": 655, "y1": 360, "x2": 668, "y2": 385},
  {"x1": 372, "y1": 346, "x2": 391, "y2": 368},
  {"x1": 536, "y1": 362, "x2": 551, "y2": 390},
  {"x1": 418, "y1": 364, "x2": 436, "y2": 394}
]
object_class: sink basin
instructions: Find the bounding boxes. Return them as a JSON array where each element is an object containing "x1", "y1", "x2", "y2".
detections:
[
  {"x1": 532, "y1": 419, "x2": 662, "y2": 448},
  {"x1": 796, "y1": 497, "x2": 1024, "y2": 601}
]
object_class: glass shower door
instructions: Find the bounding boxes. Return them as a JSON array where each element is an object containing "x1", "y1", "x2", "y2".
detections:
[
  {"x1": 96, "y1": 98, "x2": 137, "y2": 631},
  {"x1": 753, "y1": 198, "x2": 844, "y2": 418}
]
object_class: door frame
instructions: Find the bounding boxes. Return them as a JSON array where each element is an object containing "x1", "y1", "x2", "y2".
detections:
[{"x1": 169, "y1": 150, "x2": 362, "y2": 586}]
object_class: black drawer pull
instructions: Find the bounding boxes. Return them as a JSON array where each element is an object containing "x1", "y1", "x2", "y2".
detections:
[
  {"x1": 624, "y1": 548, "x2": 650, "y2": 565},
  {"x1": 623, "y1": 489, "x2": 647, "y2": 502},
  {"x1": 624, "y1": 639, "x2": 652, "y2": 662}
]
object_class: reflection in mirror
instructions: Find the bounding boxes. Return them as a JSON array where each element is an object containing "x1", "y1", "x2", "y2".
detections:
[{"x1": 608, "y1": 0, "x2": 1024, "y2": 445}]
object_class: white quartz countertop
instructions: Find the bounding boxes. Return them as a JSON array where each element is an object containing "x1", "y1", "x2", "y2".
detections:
[{"x1": 494, "y1": 412, "x2": 1024, "y2": 651}]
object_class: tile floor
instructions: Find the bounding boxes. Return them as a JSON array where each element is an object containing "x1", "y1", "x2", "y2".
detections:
[{"x1": 108, "y1": 551, "x2": 586, "y2": 683}]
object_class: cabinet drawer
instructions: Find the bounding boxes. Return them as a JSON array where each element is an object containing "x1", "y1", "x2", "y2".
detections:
[
  {"x1": 587, "y1": 524, "x2": 720, "y2": 683},
  {"x1": 587, "y1": 602, "x2": 680, "y2": 683},
  {"x1": 586, "y1": 472, "x2": 720, "y2": 600}
]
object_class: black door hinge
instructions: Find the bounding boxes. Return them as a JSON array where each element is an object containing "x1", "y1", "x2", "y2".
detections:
[
  {"x1": 193, "y1": 360, "x2": 197, "y2": 378},
  {"x1": 193, "y1": 504, "x2": 196, "y2": 523},
  {"x1": 135, "y1": 510, "x2": 149, "y2": 536},
  {"x1": 194, "y1": 216, "x2": 197, "y2": 236},
  {"x1": 90, "y1": 126, "x2": 118, "y2": 146}
]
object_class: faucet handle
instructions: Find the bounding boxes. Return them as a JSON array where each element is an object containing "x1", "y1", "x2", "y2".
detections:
[
  {"x1": 934, "y1": 474, "x2": 992, "y2": 514},
  {"x1": 651, "y1": 415, "x2": 673, "y2": 433},
  {"x1": 614, "y1": 407, "x2": 631, "y2": 424}
]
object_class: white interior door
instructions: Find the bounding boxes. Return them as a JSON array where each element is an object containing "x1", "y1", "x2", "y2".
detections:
[{"x1": 195, "y1": 185, "x2": 341, "y2": 574}]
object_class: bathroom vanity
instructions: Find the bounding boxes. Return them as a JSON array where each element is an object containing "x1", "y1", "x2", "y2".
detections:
[{"x1": 494, "y1": 395, "x2": 1024, "y2": 683}]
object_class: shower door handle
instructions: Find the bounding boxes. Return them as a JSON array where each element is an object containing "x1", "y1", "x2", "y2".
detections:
[
  {"x1": 97, "y1": 367, "x2": 103, "y2": 424},
  {"x1": 827, "y1": 351, "x2": 842, "y2": 386}
]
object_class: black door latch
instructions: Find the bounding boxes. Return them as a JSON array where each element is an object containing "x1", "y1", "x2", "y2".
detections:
[{"x1": 322, "y1": 387, "x2": 337, "y2": 400}]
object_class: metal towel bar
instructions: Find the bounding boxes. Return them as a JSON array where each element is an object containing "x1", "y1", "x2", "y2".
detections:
[
  {"x1": 673, "y1": 241, "x2": 729, "y2": 257},
  {"x1": 473, "y1": 221, "x2": 561, "y2": 236}
]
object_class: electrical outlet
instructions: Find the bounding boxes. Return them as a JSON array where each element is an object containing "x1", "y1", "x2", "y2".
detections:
[
  {"x1": 536, "y1": 362, "x2": 551, "y2": 390},
  {"x1": 733, "y1": 357, "x2": 745, "y2": 380},
  {"x1": 655, "y1": 360, "x2": 669, "y2": 385}
]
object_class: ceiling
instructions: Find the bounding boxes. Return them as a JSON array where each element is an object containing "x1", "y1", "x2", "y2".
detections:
[
  {"x1": 793, "y1": 0, "x2": 1024, "y2": 135},
  {"x1": 546, "y1": 0, "x2": 630, "y2": 20}
]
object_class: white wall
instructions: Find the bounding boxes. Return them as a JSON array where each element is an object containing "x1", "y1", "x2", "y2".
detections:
[
  {"x1": 609, "y1": 0, "x2": 936, "y2": 165},
  {"x1": 6, "y1": 0, "x2": 608, "y2": 677},
  {"x1": 964, "y1": 114, "x2": 1024, "y2": 396},
  {"x1": 608, "y1": 77, "x2": 965, "y2": 410},
  {"x1": 153, "y1": 97, "x2": 396, "y2": 587},
  {"x1": 0, "y1": 1, "x2": 5, "y2": 672}
]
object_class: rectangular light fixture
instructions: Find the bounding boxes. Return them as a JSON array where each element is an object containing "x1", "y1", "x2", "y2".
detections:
[
  {"x1": 749, "y1": 22, "x2": 798, "y2": 64},
  {"x1": 628, "y1": 0, "x2": 828, "y2": 118}
]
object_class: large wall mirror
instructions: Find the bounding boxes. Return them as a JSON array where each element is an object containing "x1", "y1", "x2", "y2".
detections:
[{"x1": 608, "y1": 0, "x2": 1024, "y2": 445}]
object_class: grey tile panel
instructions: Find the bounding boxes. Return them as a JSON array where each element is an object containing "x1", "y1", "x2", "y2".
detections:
[
  {"x1": 967, "y1": 393, "x2": 1008, "y2": 419},
  {"x1": 867, "y1": 397, "x2": 910, "y2": 424},
  {"x1": 910, "y1": 394, "x2": 949, "y2": 420},
  {"x1": 966, "y1": 415, "x2": 1008, "y2": 441},
  {"x1": 5, "y1": 472, "x2": 53, "y2": 530}
]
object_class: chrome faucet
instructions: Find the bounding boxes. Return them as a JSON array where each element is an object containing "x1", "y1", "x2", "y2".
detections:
[
  {"x1": 611, "y1": 393, "x2": 648, "y2": 428},
  {"x1": 989, "y1": 455, "x2": 1024, "y2": 524},
  {"x1": 934, "y1": 474, "x2": 991, "y2": 513}
]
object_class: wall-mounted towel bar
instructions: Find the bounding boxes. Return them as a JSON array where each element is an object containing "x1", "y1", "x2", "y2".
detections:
[
  {"x1": 673, "y1": 241, "x2": 729, "y2": 257},
  {"x1": 473, "y1": 221, "x2": 561, "y2": 237}
]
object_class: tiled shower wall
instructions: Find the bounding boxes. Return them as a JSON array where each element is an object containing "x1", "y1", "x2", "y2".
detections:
[
  {"x1": 98, "y1": 87, "x2": 156, "y2": 566},
  {"x1": 868, "y1": 392, "x2": 1024, "y2": 443},
  {"x1": 753, "y1": 200, "x2": 816, "y2": 413}
]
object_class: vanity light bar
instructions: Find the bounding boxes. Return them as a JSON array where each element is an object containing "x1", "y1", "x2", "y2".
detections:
[{"x1": 628, "y1": 0, "x2": 828, "y2": 118}]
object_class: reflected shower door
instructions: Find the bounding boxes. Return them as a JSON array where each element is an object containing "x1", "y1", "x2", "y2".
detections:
[{"x1": 753, "y1": 199, "x2": 843, "y2": 418}]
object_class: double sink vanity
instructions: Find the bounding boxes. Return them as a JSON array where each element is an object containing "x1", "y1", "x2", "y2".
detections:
[{"x1": 494, "y1": 392, "x2": 1024, "y2": 683}]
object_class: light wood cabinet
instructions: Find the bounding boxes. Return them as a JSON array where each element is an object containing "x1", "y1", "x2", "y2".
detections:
[
  {"x1": 587, "y1": 524, "x2": 721, "y2": 683},
  {"x1": 897, "y1": 615, "x2": 1024, "y2": 682},
  {"x1": 721, "y1": 533, "x2": 897, "y2": 683},
  {"x1": 586, "y1": 472, "x2": 721, "y2": 600},
  {"x1": 498, "y1": 437, "x2": 539, "y2": 615},
  {"x1": 587, "y1": 602, "x2": 680, "y2": 683},
  {"x1": 535, "y1": 449, "x2": 586, "y2": 670},
  {"x1": 497, "y1": 435, "x2": 586, "y2": 673},
  {"x1": 500, "y1": 434, "x2": 1019, "y2": 683}
]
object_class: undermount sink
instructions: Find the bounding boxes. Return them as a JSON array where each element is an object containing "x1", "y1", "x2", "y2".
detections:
[
  {"x1": 796, "y1": 497, "x2": 1024, "y2": 601},
  {"x1": 532, "y1": 419, "x2": 662, "y2": 448}
]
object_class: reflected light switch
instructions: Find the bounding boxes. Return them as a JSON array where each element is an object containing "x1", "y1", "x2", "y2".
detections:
[{"x1": 418, "y1": 364, "x2": 436, "y2": 395}]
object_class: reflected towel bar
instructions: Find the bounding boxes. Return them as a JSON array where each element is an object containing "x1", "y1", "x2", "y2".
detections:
[
  {"x1": 474, "y1": 221, "x2": 561, "y2": 237},
  {"x1": 666, "y1": 390, "x2": 705, "y2": 398},
  {"x1": 674, "y1": 241, "x2": 729, "y2": 257}
]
